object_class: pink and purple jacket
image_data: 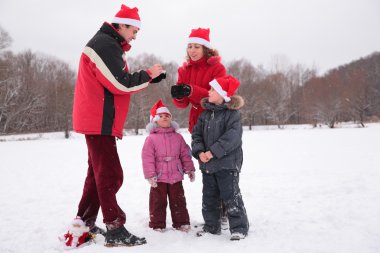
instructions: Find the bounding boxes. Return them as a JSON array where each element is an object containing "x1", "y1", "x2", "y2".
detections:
[{"x1": 142, "y1": 123, "x2": 195, "y2": 184}]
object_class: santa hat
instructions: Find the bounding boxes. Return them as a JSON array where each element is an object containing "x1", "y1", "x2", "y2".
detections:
[
  {"x1": 188, "y1": 28, "x2": 212, "y2": 49},
  {"x1": 112, "y1": 4, "x2": 141, "y2": 29},
  {"x1": 71, "y1": 216, "x2": 86, "y2": 227},
  {"x1": 209, "y1": 75, "x2": 240, "y2": 102},
  {"x1": 150, "y1": 99, "x2": 171, "y2": 122}
]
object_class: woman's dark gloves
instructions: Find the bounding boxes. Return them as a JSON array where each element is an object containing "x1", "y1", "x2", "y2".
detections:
[{"x1": 171, "y1": 84, "x2": 191, "y2": 99}]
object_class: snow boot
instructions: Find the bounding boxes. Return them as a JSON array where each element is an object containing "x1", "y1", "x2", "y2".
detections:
[
  {"x1": 104, "y1": 226, "x2": 146, "y2": 247},
  {"x1": 90, "y1": 225, "x2": 106, "y2": 236},
  {"x1": 196, "y1": 227, "x2": 221, "y2": 237},
  {"x1": 196, "y1": 229, "x2": 208, "y2": 237},
  {"x1": 230, "y1": 232, "x2": 246, "y2": 241}
]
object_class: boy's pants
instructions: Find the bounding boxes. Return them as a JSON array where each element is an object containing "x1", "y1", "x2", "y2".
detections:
[
  {"x1": 149, "y1": 181, "x2": 190, "y2": 229},
  {"x1": 202, "y1": 170, "x2": 249, "y2": 235},
  {"x1": 76, "y1": 135, "x2": 126, "y2": 229}
]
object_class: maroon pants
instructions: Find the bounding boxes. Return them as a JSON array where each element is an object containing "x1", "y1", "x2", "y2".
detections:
[
  {"x1": 76, "y1": 135, "x2": 126, "y2": 229},
  {"x1": 149, "y1": 182, "x2": 190, "y2": 229}
]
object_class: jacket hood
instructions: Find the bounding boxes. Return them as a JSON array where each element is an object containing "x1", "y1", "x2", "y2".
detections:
[
  {"x1": 145, "y1": 121, "x2": 180, "y2": 134},
  {"x1": 200, "y1": 95, "x2": 245, "y2": 110}
]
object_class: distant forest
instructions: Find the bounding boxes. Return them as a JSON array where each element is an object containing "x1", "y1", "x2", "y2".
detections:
[{"x1": 1, "y1": 26, "x2": 379, "y2": 136}]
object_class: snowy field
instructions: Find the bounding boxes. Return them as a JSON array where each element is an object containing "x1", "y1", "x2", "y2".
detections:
[{"x1": 0, "y1": 123, "x2": 380, "y2": 253}]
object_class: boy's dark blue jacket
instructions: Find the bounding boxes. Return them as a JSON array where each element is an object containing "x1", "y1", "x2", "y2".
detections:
[{"x1": 191, "y1": 95, "x2": 245, "y2": 174}]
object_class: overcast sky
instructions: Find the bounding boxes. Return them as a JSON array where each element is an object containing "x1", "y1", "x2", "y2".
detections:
[{"x1": 1, "y1": 0, "x2": 379, "y2": 74}]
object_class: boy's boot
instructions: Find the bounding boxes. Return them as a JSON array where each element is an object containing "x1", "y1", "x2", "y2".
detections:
[
  {"x1": 230, "y1": 232, "x2": 246, "y2": 241},
  {"x1": 196, "y1": 225, "x2": 221, "y2": 237}
]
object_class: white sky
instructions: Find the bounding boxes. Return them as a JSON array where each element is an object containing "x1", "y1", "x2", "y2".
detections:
[{"x1": 1, "y1": 0, "x2": 379, "y2": 74}]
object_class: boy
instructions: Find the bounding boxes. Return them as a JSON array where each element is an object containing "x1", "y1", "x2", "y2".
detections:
[{"x1": 191, "y1": 75, "x2": 249, "y2": 240}]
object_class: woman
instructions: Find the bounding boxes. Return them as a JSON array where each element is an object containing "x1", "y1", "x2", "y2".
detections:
[
  {"x1": 171, "y1": 27, "x2": 228, "y2": 228},
  {"x1": 171, "y1": 27, "x2": 226, "y2": 133}
]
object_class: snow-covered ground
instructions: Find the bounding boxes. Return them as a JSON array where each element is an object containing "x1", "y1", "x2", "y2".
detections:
[{"x1": 1, "y1": 123, "x2": 379, "y2": 253}]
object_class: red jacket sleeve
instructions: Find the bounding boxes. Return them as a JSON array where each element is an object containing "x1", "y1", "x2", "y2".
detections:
[
  {"x1": 83, "y1": 44, "x2": 151, "y2": 96},
  {"x1": 188, "y1": 63, "x2": 226, "y2": 104}
]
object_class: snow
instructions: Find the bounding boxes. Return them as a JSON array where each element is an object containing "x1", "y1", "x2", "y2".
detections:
[{"x1": 1, "y1": 123, "x2": 380, "y2": 253}]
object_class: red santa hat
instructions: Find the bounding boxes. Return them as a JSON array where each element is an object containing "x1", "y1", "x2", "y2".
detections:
[
  {"x1": 209, "y1": 75, "x2": 240, "y2": 102},
  {"x1": 112, "y1": 4, "x2": 141, "y2": 29},
  {"x1": 188, "y1": 28, "x2": 212, "y2": 49},
  {"x1": 150, "y1": 99, "x2": 171, "y2": 122}
]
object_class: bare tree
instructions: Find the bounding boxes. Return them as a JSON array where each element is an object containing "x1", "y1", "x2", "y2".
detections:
[
  {"x1": 35, "y1": 54, "x2": 75, "y2": 135},
  {"x1": 0, "y1": 50, "x2": 45, "y2": 133},
  {"x1": 0, "y1": 26, "x2": 12, "y2": 52},
  {"x1": 227, "y1": 59, "x2": 260, "y2": 129},
  {"x1": 258, "y1": 73, "x2": 297, "y2": 128},
  {"x1": 0, "y1": 48, "x2": 75, "y2": 135},
  {"x1": 303, "y1": 72, "x2": 343, "y2": 128},
  {"x1": 286, "y1": 64, "x2": 317, "y2": 124},
  {"x1": 341, "y1": 68, "x2": 373, "y2": 127}
]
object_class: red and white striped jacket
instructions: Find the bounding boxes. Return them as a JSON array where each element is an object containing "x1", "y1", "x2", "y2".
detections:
[{"x1": 73, "y1": 22, "x2": 151, "y2": 138}]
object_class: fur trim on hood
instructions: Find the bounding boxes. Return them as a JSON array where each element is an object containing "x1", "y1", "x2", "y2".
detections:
[
  {"x1": 200, "y1": 95, "x2": 245, "y2": 110},
  {"x1": 145, "y1": 121, "x2": 180, "y2": 134}
]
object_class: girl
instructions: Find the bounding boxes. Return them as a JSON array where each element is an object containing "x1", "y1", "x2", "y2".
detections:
[{"x1": 142, "y1": 99, "x2": 195, "y2": 231}]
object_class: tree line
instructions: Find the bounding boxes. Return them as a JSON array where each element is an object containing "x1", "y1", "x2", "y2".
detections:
[{"x1": 1, "y1": 26, "x2": 379, "y2": 136}]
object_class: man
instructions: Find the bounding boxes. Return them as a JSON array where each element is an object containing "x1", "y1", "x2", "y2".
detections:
[{"x1": 71, "y1": 4, "x2": 165, "y2": 247}]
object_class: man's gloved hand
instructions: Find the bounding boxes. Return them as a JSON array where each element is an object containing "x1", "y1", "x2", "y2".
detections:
[
  {"x1": 186, "y1": 171, "x2": 195, "y2": 182},
  {"x1": 147, "y1": 177, "x2": 158, "y2": 188},
  {"x1": 150, "y1": 71, "x2": 166, "y2": 83},
  {"x1": 171, "y1": 84, "x2": 191, "y2": 99}
]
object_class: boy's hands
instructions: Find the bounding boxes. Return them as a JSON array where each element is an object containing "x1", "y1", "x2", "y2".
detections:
[
  {"x1": 205, "y1": 151, "x2": 213, "y2": 160},
  {"x1": 199, "y1": 151, "x2": 213, "y2": 163},
  {"x1": 199, "y1": 152, "x2": 208, "y2": 163},
  {"x1": 147, "y1": 177, "x2": 158, "y2": 188}
]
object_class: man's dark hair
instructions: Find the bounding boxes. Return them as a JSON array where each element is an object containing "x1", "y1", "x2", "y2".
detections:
[{"x1": 112, "y1": 23, "x2": 130, "y2": 30}]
